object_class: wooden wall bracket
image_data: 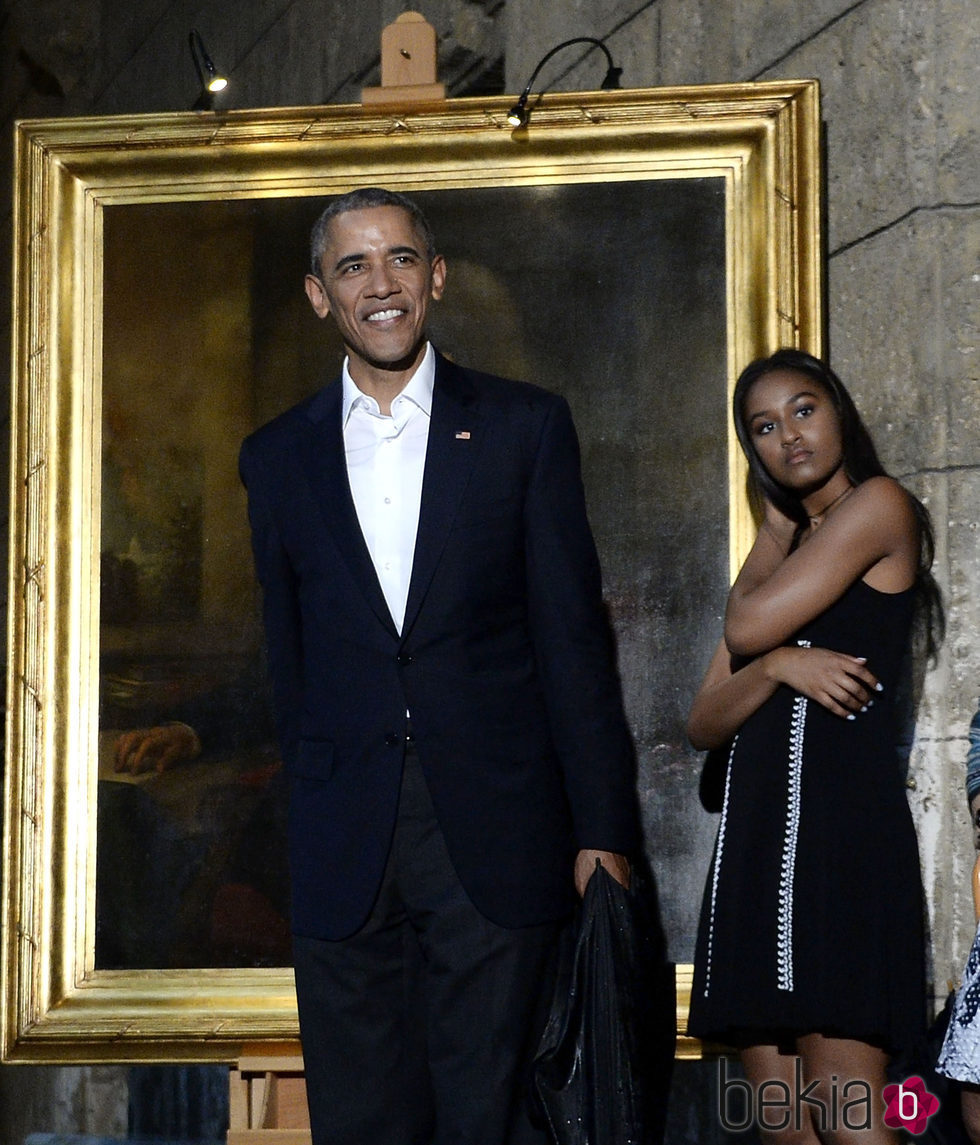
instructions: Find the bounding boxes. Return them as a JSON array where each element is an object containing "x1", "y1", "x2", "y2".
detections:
[{"x1": 362, "y1": 11, "x2": 446, "y2": 105}]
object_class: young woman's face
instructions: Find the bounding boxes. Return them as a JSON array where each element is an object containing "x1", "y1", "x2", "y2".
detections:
[{"x1": 742, "y1": 368, "x2": 845, "y2": 491}]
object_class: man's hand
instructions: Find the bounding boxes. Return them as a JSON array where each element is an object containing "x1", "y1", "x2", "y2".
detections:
[
  {"x1": 574, "y1": 849, "x2": 630, "y2": 897},
  {"x1": 114, "y1": 724, "x2": 201, "y2": 774}
]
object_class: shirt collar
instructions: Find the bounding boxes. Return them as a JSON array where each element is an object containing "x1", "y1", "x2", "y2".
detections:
[{"x1": 342, "y1": 343, "x2": 436, "y2": 425}]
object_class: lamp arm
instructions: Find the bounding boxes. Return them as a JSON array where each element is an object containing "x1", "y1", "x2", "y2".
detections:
[{"x1": 517, "y1": 36, "x2": 616, "y2": 103}]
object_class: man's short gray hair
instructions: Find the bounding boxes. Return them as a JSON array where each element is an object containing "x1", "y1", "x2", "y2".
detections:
[{"x1": 309, "y1": 188, "x2": 437, "y2": 278}]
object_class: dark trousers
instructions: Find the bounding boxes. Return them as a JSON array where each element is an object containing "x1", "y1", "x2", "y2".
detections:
[{"x1": 292, "y1": 746, "x2": 558, "y2": 1145}]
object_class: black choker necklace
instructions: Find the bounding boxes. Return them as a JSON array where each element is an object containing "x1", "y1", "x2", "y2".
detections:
[{"x1": 808, "y1": 484, "x2": 853, "y2": 524}]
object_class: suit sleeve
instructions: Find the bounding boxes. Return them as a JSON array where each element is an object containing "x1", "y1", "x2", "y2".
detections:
[
  {"x1": 239, "y1": 436, "x2": 304, "y2": 770},
  {"x1": 523, "y1": 396, "x2": 641, "y2": 854}
]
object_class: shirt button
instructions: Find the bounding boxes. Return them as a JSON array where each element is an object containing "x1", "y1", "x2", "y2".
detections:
[
  {"x1": 396, "y1": 653, "x2": 413, "y2": 666},
  {"x1": 384, "y1": 497, "x2": 392, "y2": 505}
]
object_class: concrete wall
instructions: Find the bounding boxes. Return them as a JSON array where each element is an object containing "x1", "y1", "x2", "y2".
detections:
[
  {"x1": 0, "y1": 0, "x2": 976, "y2": 1138},
  {"x1": 505, "y1": 0, "x2": 979, "y2": 983}
]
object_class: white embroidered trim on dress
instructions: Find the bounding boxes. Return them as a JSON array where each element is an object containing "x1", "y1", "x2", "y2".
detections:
[
  {"x1": 702, "y1": 733, "x2": 738, "y2": 998},
  {"x1": 777, "y1": 640, "x2": 810, "y2": 993}
]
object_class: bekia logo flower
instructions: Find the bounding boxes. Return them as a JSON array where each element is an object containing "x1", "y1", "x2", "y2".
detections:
[{"x1": 882, "y1": 1076, "x2": 940, "y2": 1135}]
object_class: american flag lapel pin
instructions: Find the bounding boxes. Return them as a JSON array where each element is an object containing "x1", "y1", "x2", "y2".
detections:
[{"x1": 455, "y1": 430, "x2": 471, "y2": 440}]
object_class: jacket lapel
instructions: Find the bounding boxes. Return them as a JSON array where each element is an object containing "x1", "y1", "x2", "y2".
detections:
[
  {"x1": 300, "y1": 380, "x2": 399, "y2": 637},
  {"x1": 402, "y1": 354, "x2": 484, "y2": 638}
]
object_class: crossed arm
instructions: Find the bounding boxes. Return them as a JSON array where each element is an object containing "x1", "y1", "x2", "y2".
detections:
[
  {"x1": 687, "y1": 638, "x2": 880, "y2": 750},
  {"x1": 688, "y1": 478, "x2": 918, "y2": 750}
]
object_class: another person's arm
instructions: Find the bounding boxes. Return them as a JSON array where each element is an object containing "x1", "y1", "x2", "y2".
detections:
[{"x1": 972, "y1": 851, "x2": 980, "y2": 925}]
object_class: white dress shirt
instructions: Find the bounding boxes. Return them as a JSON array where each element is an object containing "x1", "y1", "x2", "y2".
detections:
[{"x1": 341, "y1": 344, "x2": 434, "y2": 634}]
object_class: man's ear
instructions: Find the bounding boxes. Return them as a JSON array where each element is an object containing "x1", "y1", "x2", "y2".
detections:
[
  {"x1": 430, "y1": 255, "x2": 447, "y2": 302},
  {"x1": 305, "y1": 274, "x2": 331, "y2": 318}
]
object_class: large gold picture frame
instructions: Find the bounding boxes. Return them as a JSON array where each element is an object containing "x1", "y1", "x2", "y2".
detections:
[{"x1": 3, "y1": 81, "x2": 821, "y2": 1062}]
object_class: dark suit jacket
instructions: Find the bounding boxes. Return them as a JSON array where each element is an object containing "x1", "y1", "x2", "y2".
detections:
[{"x1": 239, "y1": 351, "x2": 640, "y2": 940}]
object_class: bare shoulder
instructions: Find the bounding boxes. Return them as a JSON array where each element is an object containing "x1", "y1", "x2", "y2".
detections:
[
  {"x1": 848, "y1": 475, "x2": 917, "y2": 528},
  {"x1": 841, "y1": 477, "x2": 920, "y2": 577}
]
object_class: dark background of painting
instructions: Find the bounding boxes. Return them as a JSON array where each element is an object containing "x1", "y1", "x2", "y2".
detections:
[{"x1": 97, "y1": 178, "x2": 727, "y2": 969}]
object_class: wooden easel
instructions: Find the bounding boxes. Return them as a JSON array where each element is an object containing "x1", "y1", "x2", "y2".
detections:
[{"x1": 228, "y1": 1043, "x2": 311, "y2": 1144}]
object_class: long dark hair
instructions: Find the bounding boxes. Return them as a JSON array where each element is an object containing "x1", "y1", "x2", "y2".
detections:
[{"x1": 733, "y1": 348, "x2": 944, "y2": 661}]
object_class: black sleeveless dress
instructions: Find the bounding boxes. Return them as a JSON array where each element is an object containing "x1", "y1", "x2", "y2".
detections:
[{"x1": 688, "y1": 579, "x2": 925, "y2": 1051}]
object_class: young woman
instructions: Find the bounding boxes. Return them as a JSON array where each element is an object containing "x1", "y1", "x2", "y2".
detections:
[{"x1": 687, "y1": 349, "x2": 942, "y2": 1144}]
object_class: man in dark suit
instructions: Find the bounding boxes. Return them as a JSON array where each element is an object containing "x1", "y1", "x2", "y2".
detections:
[{"x1": 239, "y1": 187, "x2": 640, "y2": 1145}]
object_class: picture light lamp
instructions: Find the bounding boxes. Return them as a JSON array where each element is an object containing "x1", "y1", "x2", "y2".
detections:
[
  {"x1": 189, "y1": 29, "x2": 228, "y2": 110},
  {"x1": 507, "y1": 37, "x2": 623, "y2": 128}
]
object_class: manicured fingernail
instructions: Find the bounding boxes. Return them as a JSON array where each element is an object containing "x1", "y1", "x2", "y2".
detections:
[
  {"x1": 867, "y1": 699, "x2": 874, "y2": 708},
  {"x1": 861, "y1": 706, "x2": 868, "y2": 713},
  {"x1": 847, "y1": 714, "x2": 857, "y2": 721},
  {"x1": 875, "y1": 683, "x2": 884, "y2": 692}
]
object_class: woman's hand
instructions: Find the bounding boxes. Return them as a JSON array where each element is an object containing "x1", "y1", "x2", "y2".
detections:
[
  {"x1": 761, "y1": 495, "x2": 799, "y2": 550},
  {"x1": 763, "y1": 646, "x2": 880, "y2": 718},
  {"x1": 687, "y1": 637, "x2": 881, "y2": 750}
]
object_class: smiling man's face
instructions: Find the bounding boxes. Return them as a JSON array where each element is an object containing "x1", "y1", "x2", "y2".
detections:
[{"x1": 305, "y1": 205, "x2": 446, "y2": 394}]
